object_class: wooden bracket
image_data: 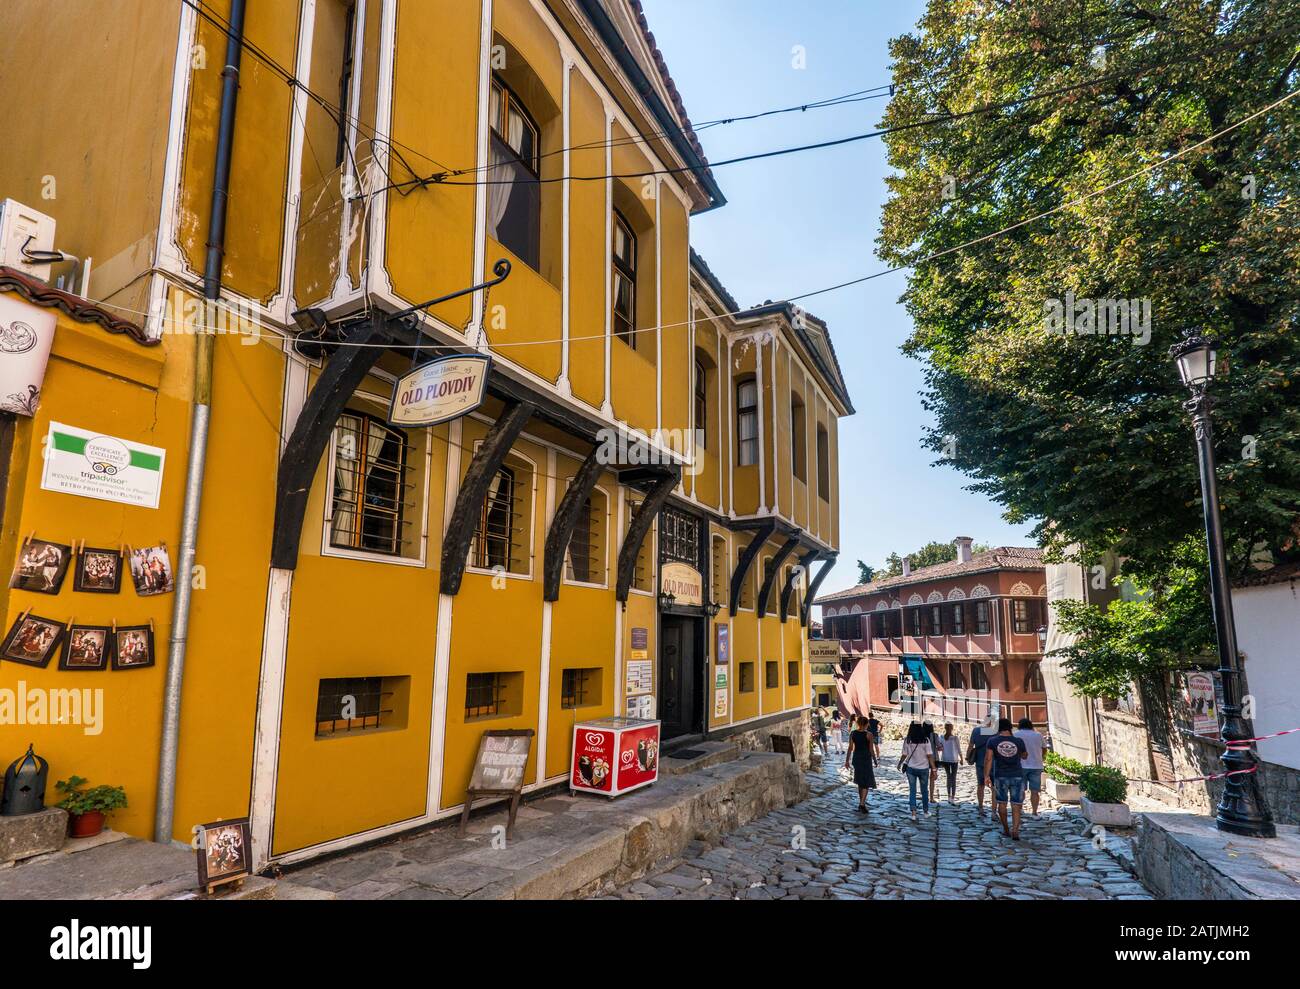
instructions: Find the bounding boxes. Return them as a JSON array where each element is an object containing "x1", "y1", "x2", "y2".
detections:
[
  {"x1": 780, "y1": 548, "x2": 821, "y2": 623},
  {"x1": 729, "y1": 519, "x2": 776, "y2": 617},
  {"x1": 615, "y1": 467, "x2": 680, "y2": 603},
  {"x1": 802, "y1": 552, "x2": 838, "y2": 627},
  {"x1": 271, "y1": 313, "x2": 389, "y2": 570},
  {"x1": 542, "y1": 446, "x2": 605, "y2": 602},
  {"x1": 439, "y1": 399, "x2": 535, "y2": 596},
  {"x1": 757, "y1": 536, "x2": 801, "y2": 618}
]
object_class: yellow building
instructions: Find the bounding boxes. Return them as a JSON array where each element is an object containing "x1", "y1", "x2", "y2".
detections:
[{"x1": 0, "y1": 0, "x2": 851, "y2": 869}]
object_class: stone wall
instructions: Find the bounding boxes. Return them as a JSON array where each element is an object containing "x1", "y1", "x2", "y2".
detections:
[
  {"x1": 1134, "y1": 812, "x2": 1300, "y2": 900},
  {"x1": 728, "y1": 709, "x2": 812, "y2": 768},
  {"x1": 1097, "y1": 709, "x2": 1300, "y2": 825}
]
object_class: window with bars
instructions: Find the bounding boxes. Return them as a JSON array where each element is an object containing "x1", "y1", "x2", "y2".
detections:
[
  {"x1": 315, "y1": 676, "x2": 405, "y2": 737},
  {"x1": 736, "y1": 546, "x2": 754, "y2": 610},
  {"x1": 736, "y1": 377, "x2": 758, "y2": 466},
  {"x1": 565, "y1": 489, "x2": 605, "y2": 584},
  {"x1": 612, "y1": 210, "x2": 637, "y2": 348},
  {"x1": 659, "y1": 507, "x2": 700, "y2": 567},
  {"x1": 765, "y1": 661, "x2": 779, "y2": 690},
  {"x1": 710, "y1": 535, "x2": 727, "y2": 606},
  {"x1": 465, "y1": 671, "x2": 522, "y2": 720},
  {"x1": 471, "y1": 457, "x2": 531, "y2": 575},
  {"x1": 561, "y1": 667, "x2": 601, "y2": 709},
  {"x1": 330, "y1": 412, "x2": 411, "y2": 557},
  {"x1": 974, "y1": 600, "x2": 992, "y2": 635},
  {"x1": 488, "y1": 76, "x2": 541, "y2": 270},
  {"x1": 624, "y1": 497, "x2": 653, "y2": 592}
]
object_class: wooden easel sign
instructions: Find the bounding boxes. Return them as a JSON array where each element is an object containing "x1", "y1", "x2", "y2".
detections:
[
  {"x1": 459, "y1": 729, "x2": 534, "y2": 839},
  {"x1": 194, "y1": 817, "x2": 253, "y2": 896}
]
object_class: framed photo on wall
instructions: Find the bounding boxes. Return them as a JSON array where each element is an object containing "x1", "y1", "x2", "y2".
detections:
[
  {"x1": 60, "y1": 624, "x2": 111, "y2": 671},
  {"x1": 111, "y1": 624, "x2": 155, "y2": 670},
  {"x1": 0, "y1": 613, "x2": 64, "y2": 667},
  {"x1": 9, "y1": 536, "x2": 72, "y2": 594},
  {"x1": 129, "y1": 545, "x2": 174, "y2": 597},
  {"x1": 74, "y1": 546, "x2": 123, "y2": 594}
]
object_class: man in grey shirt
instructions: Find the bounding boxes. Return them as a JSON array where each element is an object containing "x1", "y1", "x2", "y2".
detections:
[{"x1": 1014, "y1": 717, "x2": 1046, "y2": 815}]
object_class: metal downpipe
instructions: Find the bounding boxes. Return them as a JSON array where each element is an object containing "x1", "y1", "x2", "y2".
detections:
[{"x1": 154, "y1": 0, "x2": 248, "y2": 844}]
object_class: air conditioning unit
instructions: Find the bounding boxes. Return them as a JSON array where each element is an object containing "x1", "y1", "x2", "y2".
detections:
[{"x1": 0, "y1": 199, "x2": 58, "y2": 283}]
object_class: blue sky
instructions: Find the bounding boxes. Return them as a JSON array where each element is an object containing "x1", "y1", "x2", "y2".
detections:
[{"x1": 640, "y1": 0, "x2": 1038, "y2": 597}]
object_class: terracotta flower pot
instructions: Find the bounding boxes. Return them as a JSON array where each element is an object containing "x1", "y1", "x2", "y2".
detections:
[{"x1": 69, "y1": 810, "x2": 105, "y2": 838}]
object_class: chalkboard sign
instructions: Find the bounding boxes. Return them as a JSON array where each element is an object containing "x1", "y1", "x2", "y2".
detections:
[{"x1": 460, "y1": 729, "x2": 534, "y2": 838}]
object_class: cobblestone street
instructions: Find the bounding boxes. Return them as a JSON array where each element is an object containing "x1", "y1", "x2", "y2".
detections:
[{"x1": 602, "y1": 742, "x2": 1156, "y2": 900}]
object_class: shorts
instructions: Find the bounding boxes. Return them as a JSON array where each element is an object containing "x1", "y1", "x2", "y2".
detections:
[
  {"x1": 1022, "y1": 768, "x2": 1042, "y2": 792},
  {"x1": 994, "y1": 775, "x2": 1025, "y2": 804}
]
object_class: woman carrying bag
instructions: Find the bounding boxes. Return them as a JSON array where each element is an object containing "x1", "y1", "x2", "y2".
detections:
[{"x1": 899, "y1": 722, "x2": 937, "y2": 820}]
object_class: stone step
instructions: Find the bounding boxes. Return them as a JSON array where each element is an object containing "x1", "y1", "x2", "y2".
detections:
[{"x1": 659, "y1": 740, "x2": 741, "y2": 776}]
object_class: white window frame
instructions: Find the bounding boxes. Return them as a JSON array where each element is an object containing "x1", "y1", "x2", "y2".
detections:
[{"x1": 562, "y1": 481, "x2": 610, "y2": 590}]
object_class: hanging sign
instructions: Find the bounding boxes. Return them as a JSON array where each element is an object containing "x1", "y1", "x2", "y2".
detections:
[
  {"x1": 660, "y1": 561, "x2": 703, "y2": 607},
  {"x1": 41, "y1": 422, "x2": 166, "y2": 509},
  {"x1": 809, "y1": 639, "x2": 841, "y2": 662},
  {"x1": 0, "y1": 295, "x2": 57, "y2": 416},
  {"x1": 389, "y1": 353, "x2": 491, "y2": 427}
]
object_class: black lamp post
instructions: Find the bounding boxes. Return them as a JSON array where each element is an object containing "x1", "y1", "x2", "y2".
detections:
[{"x1": 1169, "y1": 332, "x2": 1276, "y2": 838}]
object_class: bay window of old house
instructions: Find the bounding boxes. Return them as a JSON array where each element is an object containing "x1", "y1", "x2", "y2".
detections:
[{"x1": 736, "y1": 376, "x2": 758, "y2": 466}]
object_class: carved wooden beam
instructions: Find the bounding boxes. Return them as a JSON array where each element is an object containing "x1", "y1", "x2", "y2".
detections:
[
  {"x1": 542, "y1": 446, "x2": 605, "y2": 602},
  {"x1": 802, "y1": 552, "x2": 838, "y2": 627},
  {"x1": 615, "y1": 467, "x2": 680, "y2": 603},
  {"x1": 757, "y1": 536, "x2": 800, "y2": 618},
  {"x1": 271, "y1": 313, "x2": 389, "y2": 570},
  {"x1": 439, "y1": 399, "x2": 535, "y2": 596},
  {"x1": 780, "y1": 548, "x2": 821, "y2": 623},
  {"x1": 729, "y1": 518, "x2": 776, "y2": 617}
]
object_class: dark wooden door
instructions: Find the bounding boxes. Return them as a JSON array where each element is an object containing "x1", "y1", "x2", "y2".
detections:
[{"x1": 660, "y1": 617, "x2": 698, "y2": 739}]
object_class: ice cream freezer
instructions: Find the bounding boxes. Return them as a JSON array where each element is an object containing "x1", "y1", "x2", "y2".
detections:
[{"x1": 570, "y1": 717, "x2": 661, "y2": 797}]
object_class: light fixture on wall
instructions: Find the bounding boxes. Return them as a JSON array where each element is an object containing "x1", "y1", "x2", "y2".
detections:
[
  {"x1": 706, "y1": 600, "x2": 721, "y2": 618},
  {"x1": 657, "y1": 590, "x2": 676, "y2": 612}
]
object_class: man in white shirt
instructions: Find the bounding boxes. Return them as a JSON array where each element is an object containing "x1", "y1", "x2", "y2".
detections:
[{"x1": 1014, "y1": 717, "x2": 1046, "y2": 815}]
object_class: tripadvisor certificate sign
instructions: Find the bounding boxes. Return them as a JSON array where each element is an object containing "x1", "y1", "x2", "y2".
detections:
[
  {"x1": 41, "y1": 422, "x2": 166, "y2": 509},
  {"x1": 389, "y1": 354, "x2": 490, "y2": 427}
]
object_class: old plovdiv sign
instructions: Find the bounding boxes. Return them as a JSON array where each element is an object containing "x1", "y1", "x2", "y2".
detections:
[
  {"x1": 660, "y1": 561, "x2": 703, "y2": 607},
  {"x1": 389, "y1": 353, "x2": 491, "y2": 427},
  {"x1": 809, "y1": 640, "x2": 841, "y2": 662}
]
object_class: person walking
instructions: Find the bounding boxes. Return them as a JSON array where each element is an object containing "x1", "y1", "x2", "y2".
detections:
[
  {"x1": 984, "y1": 718, "x2": 1029, "y2": 840},
  {"x1": 812, "y1": 707, "x2": 829, "y2": 760},
  {"x1": 938, "y1": 722, "x2": 961, "y2": 804},
  {"x1": 965, "y1": 712, "x2": 999, "y2": 814},
  {"x1": 1014, "y1": 717, "x2": 1046, "y2": 816},
  {"x1": 830, "y1": 711, "x2": 844, "y2": 755},
  {"x1": 865, "y1": 712, "x2": 882, "y2": 766},
  {"x1": 845, "y1": 715, "x2": 878, "y2": 813},
  {"x1": 900, "y1": 722, "x2": 937, "y2": 821}
]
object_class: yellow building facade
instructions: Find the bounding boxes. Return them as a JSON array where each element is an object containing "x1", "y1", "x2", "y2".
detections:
[{"x1": 0, "y1": 0, "x2": 851, "y2": 868}]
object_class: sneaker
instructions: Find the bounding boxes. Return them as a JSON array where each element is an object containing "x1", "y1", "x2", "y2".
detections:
[{"x1": 911, "y1": 811, "x2": 917, "y2": 821}]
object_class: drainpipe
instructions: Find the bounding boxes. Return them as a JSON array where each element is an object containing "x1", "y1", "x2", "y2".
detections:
[{"x1": 154, "y1": 0, "x2": 248, "y2": 844}]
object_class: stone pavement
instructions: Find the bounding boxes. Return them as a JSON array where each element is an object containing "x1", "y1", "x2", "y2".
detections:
[{"x1": 599, "y1": 741, "x2": 1155, "y2": 900}]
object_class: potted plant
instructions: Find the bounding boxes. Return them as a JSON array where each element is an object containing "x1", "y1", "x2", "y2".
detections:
[
  {"x1": 55, "y1": 776, "x2": 127, "y2": 838},
  {"x1": 1077, "y1": 765, "x2": 1131, "y2": 827},
  {"x1": 1044, "y1": 751, "x2": 1084, "y2": 803}
]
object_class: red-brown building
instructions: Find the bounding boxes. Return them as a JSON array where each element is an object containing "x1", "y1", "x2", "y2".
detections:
[{"x1": 816, "y1": 538, "x2": 1049, "y2": 726}]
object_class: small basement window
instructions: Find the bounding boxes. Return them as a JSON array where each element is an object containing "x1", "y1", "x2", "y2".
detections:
[
  {"x1": 765, "y1": 661, "x2": 779, "y2": 690},
  {"x1": 315, "y1": 676, "x2": 409, "y2": 738},
  {"x1": 465, "y1": 671, "x2": 523, "y2": 721},
  {"x1": 787, "y1": 660, "x2": 800, "y2": 687},
  {"x1": 738, "y1": 662, "x2": 755, "y2": 693},
  {"x1": 561, "y1": 667, "x2": 602, "y2": 709}
]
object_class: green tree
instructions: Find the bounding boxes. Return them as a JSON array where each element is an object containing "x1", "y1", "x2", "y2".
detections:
[
  {"x1": 875, "y1": 539, "x2": 991, "y2": 578},
  {"x1": 878, "y1": 0, "x2": 1300, "y2": 581},
  {"x1": 856, "y1": 560, "x2": 876, "y2": 583}
]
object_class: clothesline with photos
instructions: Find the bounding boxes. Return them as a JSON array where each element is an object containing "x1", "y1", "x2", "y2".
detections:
[{"x1": 1, "y1": 534, "x2": 175, "y2": 672}]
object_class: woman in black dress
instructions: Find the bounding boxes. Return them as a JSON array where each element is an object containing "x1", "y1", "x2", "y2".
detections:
[{"x1": 845, "y1": 715, "x2": 879, "y2": 812}]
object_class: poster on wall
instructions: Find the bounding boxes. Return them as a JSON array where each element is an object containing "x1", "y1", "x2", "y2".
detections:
[
  {"x1": 715, "y1": 624, "x2": 729, "y2": 664},
  {"x1": 714, "y1": 689, "x2": 728, "y2": 719},
  {"x1": 0, "y1": 294, "x2": 57, "y2": 416},
  {"x1": 41, "y1": 422, "x2": 166, "y2": 509},
  {"x1": 1185, "y1": 671, "x2": 1219, "y2": 736},
  {"x1": 625, "y1": 659, "x2": 653, "y2": 696},
  {"x1": 630, "y1": 627, "x2": 648, "y2": 660}
]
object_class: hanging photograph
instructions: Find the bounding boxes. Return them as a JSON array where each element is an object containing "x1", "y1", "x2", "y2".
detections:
[
  {"x1": 9, "y1": 536, "x2": 72, "y2": 594},
  {"x1": 59, "y1": 624, "x2": 111, "y2": 671},
  {"x1": 128, "y1": 545, "x2": 174, "y2": 597},
  {"x1": 0, "y1": 613, "x2": 64, "y2": 667},
  {"x1": 195, "y1": 817, "x2": 252, "y2": 890},
  {"x1": 111, "y1": 624, "x2": 155, "y2": 670},
  {"x1": 73, "y1": 546, "x2": 123, "y2": 594}
]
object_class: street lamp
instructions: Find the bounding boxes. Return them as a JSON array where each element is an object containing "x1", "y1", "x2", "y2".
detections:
[
  {"x1": 706, "y1": 600, "x2": 722, "y2": 618},
  {"x1": 1169, "y1": 331, "x2": 1276, "y2": 838},
  {"x1": 657, "y1": 589, "x2": 676, "y2": 612}
]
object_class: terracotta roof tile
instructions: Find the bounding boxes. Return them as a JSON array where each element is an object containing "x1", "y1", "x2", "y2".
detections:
[
  {"x1": 628, "y1": 0, "x2": 714, "y2": 181},
  {"x1": 0, "y1": 266, "x2": 153, "y2": 346},
  {"x1": 816, "y1": 546, "x2": 1045, "y2": 604}
]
